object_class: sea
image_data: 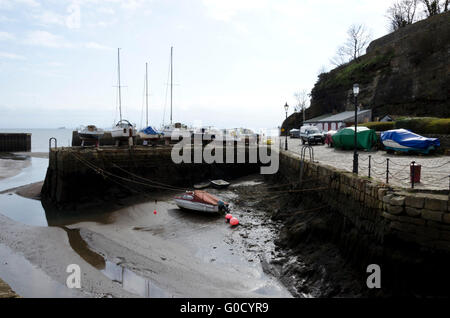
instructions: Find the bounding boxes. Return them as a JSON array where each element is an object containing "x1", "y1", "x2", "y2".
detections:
[{"x1": 0, "y1": 128, "x2": 74, "y2": 152}]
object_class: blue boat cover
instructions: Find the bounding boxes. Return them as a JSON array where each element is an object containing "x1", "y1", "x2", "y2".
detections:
[
  {"x1": 140, "y1": 126, "x2": 161, "y2": 135},
  {"x1": 381, "y1": 129, "x2": 440, "y2": 150}
]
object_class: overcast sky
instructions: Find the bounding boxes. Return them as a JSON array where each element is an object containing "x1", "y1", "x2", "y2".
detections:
[{"x1": 0, "y1": 0, "x2": 395, "y2": 129}]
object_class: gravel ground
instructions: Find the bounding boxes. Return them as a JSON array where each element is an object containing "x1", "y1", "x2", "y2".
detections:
[{"x1": 279, "y1": 137, "x2": 450, "y2": 190}]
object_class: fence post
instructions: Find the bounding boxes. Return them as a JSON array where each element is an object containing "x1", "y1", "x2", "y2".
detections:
[
  {"x1": 386, "y1": 158, "x2": 389, "y2": 184},
  {"x1": 411, "y1": 161, "x2": 415, "y2": 189},
  {"x1": 368, "y1": 155, "x2": 371, "y2": 178}
]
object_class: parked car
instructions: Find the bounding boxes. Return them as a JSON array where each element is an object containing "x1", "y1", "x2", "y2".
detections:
[
  {"x1": 289, "y1": 128, "x2": 300, "y2": 138},
  {"x1": 300, "y1": 125, "x2": 325, "y2": 145}
]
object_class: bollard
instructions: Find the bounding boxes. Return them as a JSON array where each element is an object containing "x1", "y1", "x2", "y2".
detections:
[
  {"x1": 368, "y1": 155, "x2": 372, "y2": 178},
  {"x1": 411, "y1": 161, "x2": 415, "y2": 189},
  {"x1": 385, "y1": 158, "x2": 389, "y2": 184}
]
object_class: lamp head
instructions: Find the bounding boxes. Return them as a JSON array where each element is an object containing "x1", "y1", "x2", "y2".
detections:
[
  {"x1": 353, "y1": 83, "x2": 359, "y2": 96},
  {"x1": 284, "y1": 102, "x2": 289, "y2": 112}
]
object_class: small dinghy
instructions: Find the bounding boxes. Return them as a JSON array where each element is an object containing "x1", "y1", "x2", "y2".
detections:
[
  {"x1": 211, "y1": 179, "x2": 230, "y2": 189},
  {"x1": 174, "y1": 190, "x2": 229, "y2": 214},
  {"x1": 194, "y1": 181, "x2": 211, "y2": 189}
]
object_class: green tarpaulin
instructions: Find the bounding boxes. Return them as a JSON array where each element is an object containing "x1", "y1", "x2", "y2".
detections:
[{"x1": 332, "y1": 126, "x2": 378, "y2": 150}]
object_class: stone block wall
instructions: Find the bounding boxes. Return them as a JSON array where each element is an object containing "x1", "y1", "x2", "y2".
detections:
[{"x1": 278, "y1": 150, "x2": 450, "y2": 253}]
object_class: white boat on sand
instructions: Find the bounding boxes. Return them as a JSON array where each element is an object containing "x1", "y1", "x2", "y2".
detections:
[{"x1": 174, "y1": 190, "x2": 229, "y2": 214}]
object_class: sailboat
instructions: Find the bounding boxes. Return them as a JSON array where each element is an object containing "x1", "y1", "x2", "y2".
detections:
[
  {"x1": 138, "y1": 62, "x2": 162, "y2": 141},
  {"x1": 161, "y1": 46, "x2": 191, "y2": 140},
  {"x1": 111, "y1": 48, "x2": 137, "y2": 144}
]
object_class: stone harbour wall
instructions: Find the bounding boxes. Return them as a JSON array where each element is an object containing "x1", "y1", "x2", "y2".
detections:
[
  {"x1": 41, "y1": 145, "x2": 267, "y2": 211},
  {"x1": 278, "y1": 150, "x2": 450, "y2": 252}
]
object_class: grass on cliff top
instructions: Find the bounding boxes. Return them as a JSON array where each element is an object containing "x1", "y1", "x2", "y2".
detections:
[
  {"x1": 315, "y1": 50, "x2": 394, "y2": 91},
  {"x1": 362, "y1": 117, "x2": 450, "y2": 134}
]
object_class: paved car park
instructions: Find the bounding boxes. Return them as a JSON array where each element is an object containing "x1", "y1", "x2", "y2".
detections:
[{"x1": 281, "y1": 137, "x2": 450, "y2": 191}]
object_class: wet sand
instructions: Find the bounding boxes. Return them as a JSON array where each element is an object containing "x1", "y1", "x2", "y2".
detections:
[
  {"x1": 0, "y1": 174, "x2": 292, "y2": 297},
  {"x1": 0, "y1": 155, "x2": 31, "y2": 180}
]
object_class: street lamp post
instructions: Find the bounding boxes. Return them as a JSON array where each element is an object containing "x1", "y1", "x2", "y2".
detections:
[
  {"x1": 353, "y1": 84, "x2": 359, "y2": 174},
  {"x1": 284, "y1": 102, "x2": 289, "y2": 151}
]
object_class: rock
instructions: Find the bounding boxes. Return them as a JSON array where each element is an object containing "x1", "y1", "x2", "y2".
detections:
[
  {"x1": 421, "y1": 210, "x2": 444, "y2": 223},
  {"x1": 424, "y1": 196, "x2": 448, "y2": 212},
  {"x1": 386, "y1": 204, "x2": 404, "y2": 215},
  {"x1": 389, "y1": 196, "x2": 405, "y2": 207},
  {"x1": 405, "y1": 207, "x2": 421, "y2": 217},
  {"x1": 405, "y1": 195, "x2": 425, "y2": 209}
]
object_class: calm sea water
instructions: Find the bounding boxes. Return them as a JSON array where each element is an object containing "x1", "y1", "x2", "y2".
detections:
[{"x1": 0, "y1": 128, "x2": 74, "y2": 152}]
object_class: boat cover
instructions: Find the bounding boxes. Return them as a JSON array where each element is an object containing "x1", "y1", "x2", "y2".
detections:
[
  {"x1": 140, "y1": 126, "x2": 161, "y2": 135},
  {"x1": 381, "y1": 129, "x2": 440, "y2": 150},
  {"x1": 332, "y1": 126, "x2": 377, "y2": 150},
  {"x1": 194, "y1": 190, "x2": 226, "y2": 206}
]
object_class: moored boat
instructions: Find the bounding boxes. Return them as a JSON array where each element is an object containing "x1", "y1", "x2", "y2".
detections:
[
  {"x1": 174, "y1": 190, "x2": 229, "y2": 213},
  {"x1": 110, "y1": 48, "x2": 137, "y2": 144}
]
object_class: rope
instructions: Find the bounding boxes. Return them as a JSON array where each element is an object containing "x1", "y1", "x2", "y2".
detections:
[
  {"x1": 419, "y1": 161, "x2": 450, "y2": 169},
  {"x1": 71, "y1": 152, "x2": 186, "y2": 192},
  {"x1": 111, "y1": 163, "x2": 185, "y2": 191}
]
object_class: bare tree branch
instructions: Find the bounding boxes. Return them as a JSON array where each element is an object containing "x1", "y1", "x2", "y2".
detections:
[
  {"x1": 293, "y1": 89, "x2": 309, "y2": 122},
  {"x1": 420, "y1": 0, "x2": 442, "y2": 16},
  {"x1": 387, "y1": 0, "x2": 418, "y2": 31},
  {"x1": 330, "y1": 24, "x2": 372, "y2": 66}
]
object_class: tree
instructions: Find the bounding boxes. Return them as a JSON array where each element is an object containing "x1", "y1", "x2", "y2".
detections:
[
  {"x1": 330, "y1": 24, "x2": 372, "y2": 66},
  {"x1": 420, "y1": 0, "x2": 448, "y2": 16},
  {"x1": 293, "y1": 89, "x2": 309, "y2": 123},
  {"x1": 386, "y1": 0, "x2": 418, "y2": 31}
]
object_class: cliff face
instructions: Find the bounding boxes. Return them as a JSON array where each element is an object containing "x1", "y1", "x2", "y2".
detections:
[{"x1": 282, "y1": 12, "x2": 450, "y2": 132}]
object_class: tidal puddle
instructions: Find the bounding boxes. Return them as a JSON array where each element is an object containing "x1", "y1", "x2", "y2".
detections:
[
  {"x1": 0, "y1": 243, "x2": 82, "y2": 298},
  {"x1": 0, "y1": 193, "x2": 48, "y2": 226},
  {"x1": 102, "y1": 260, "x2": 170, "y2": 298},
  {"x1": 63, "y1": 227, "x2": 171, "y2": 298},
  {"x1": 0, "y1": 157, "x2": 48, "y2": 192}
]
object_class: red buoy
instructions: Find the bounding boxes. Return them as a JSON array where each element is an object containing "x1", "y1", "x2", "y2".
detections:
[
  {"x1": 153, "y1": 210, "x2": 157, "y2": 215},
  {"x1": 225, "y1": 214, "x2": 233, "y2": 223},
  {"x1": 230, "y1": 217, "x2": 239, "y2": 226}
]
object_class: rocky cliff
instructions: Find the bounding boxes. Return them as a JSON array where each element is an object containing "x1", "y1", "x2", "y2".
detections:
[{"x1": 282, "y1": 11, "x2": 450, "y2": 132}]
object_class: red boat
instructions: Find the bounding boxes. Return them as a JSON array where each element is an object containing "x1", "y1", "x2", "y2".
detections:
[{"x1": 174, "y1": 190, "x2": 229, "y2": 214}]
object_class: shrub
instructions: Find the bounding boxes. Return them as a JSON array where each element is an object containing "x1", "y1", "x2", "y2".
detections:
[
  {"x1": 395, "y1": 117, "x2": 450, "y2": 134},
  {"x1": 426, "y1": 118, "x2": 450, "y2": 134},
  {"x1": 361, "y1": 121, "x2": 396, "y2": 131},
  {"x1": 362, "y1": 118, "x2": 450, "y2": 134}
]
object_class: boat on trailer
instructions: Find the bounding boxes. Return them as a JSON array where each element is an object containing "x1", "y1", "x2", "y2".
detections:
[
  {"x1": 174, "y1": 190, "x2": 229, "y2": 214},
  {"x1": 78, "y1": 125, "x2": 104, "y2": 146}
]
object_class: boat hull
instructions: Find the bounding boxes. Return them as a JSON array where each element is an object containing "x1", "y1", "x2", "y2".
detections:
[
  {"x1": 382, "y1": 139, "x2": 435, "y2": 154},
  {"x1": 174, "y1": 199, "x2": 219, "y2": 213},
  {"x1": 111, "y1": 128, "x2": 136, "y2": 139},
  {"x1": 79, "y1": 132, "x2": 104, "y2": 140},
  {"x1": 211, "y1": 180, "x2": 230, "y2": 189}
]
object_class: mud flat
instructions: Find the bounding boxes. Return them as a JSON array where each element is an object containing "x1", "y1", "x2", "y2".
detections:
[{"x1": 0, "y1": 174, "x2": 293, "y2": 298}]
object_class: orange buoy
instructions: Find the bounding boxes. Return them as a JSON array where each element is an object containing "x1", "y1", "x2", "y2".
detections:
[
  {"x1": 225, "y1": 214, "x2": 233, "y2": 223},
  {"x1": 230, "y1": 217, "x2": 239, "y2": 226}
]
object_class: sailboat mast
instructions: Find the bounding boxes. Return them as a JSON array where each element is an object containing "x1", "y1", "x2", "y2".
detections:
[
  {"x1": 145, "y1": 62, "x2": 148, "y2": 127},
  {"x1": 117, "y1": 48, "x2": 122, "y2": 122},
  {"x1": 170, "y1": 46, "x2": 173, "y2": 125}
]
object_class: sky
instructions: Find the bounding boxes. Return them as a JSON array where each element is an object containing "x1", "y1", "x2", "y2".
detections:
[{"x1": 0, "y1": 0, "x2": 395, "y2": 130}]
